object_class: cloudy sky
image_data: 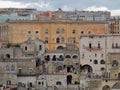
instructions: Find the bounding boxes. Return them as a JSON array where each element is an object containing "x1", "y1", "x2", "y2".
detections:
[{"x1": 0, "y1": 0, "x2": 120, "y2": 16}]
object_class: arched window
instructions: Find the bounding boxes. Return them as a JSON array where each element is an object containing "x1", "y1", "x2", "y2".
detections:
[
  {"x1": 58, "y1": 55, "x2": 64, "y2": 61},
  {"x1": 56, "y1": 38, "x2": 60, "y2": 43},
  {"x1": 6, "y1": 65, "x2": 9, "y2": 72},
  {"x1": 94, "y1": 60, "x2": 98, "y2": 64},
  {"x1": 6, "y1": 54, "x2": 10, "y2": 58},
  {"x1": 52, "y1": 55, "x2": 56, "y2": 61},
  {"x1": 57, "y1": 46, "x2": 64, "y2": 50},
  {"x1": 100, "y1": 60, "x2": 105, "y2": 64},
  {"x1": 65, "y1": 55, "x2": 71, "y2": 59},
  {"x1": 56, "y1": 66, "x2": 62, "y2": 72},
  {"x1": 45, "y1": 55, "x2": 50, "y2": 61},
  {"x1": 11, "y1": 65, "x2": 15, "y2": 71},
  {"x1": 72, "y1": 55, "x2": 78, "y2": 59}
]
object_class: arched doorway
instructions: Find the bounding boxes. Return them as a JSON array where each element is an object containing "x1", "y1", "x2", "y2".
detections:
[
  {"x1": 81, "y1": 65, "x2": 93, "y2": 74},
  {"x1": 67, "y1": 75, "x2": 72, "y2": 85},
  {"x1": 102, "y1": 85, "x2": 110, "y2": 90}
]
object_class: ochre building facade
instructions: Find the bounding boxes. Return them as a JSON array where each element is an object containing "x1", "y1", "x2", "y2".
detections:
[{"x1": 8, "y1": 20, "x2": 107, "y2": 50}]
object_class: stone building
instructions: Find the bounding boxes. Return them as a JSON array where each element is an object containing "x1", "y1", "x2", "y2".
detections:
[
  {"x1": 110, "y1": 16, "x2": 120, "y2": 34},
  {"x1": 0, "y1": 59, "x2": 17, "y2": 87},
  {"x1": 37, "y1": 44, "x2": 80, "y2": 89},
  {"x1": 0, "y1": 23, "x2": 9, "y2": 47},
  {"x1": 8, "y1": 20, "x2": 107, "y2": 50},
  {"x1": 80, "y1": 35, "x2": 106, "y2": 76}
]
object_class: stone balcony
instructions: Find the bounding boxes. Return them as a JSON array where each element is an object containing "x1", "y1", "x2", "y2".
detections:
[{"x1": 84, "y1": 46, "x2": 102, "y2": 51}]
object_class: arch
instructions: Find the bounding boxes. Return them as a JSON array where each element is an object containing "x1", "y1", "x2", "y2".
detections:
[
  {"x1": 56, "y1": 66, "x2": 63, "y2": 72},
  {"x1": 94, "y1": 60, "x2": 98, "y2": 64},
  {"x1": 58, "y1": 55, "x2": 64, "y2": 61},
  {"x1": 52, "y1": 55, "x2": 56, "y2": 61},
  {"x1": 67, "y1": 75, "x2": 72, "y2": 85},
  {"x1": 65, "y1": 55, "x2": 71, "y2": 59},
  {"x1": 45, "y1": 55, "x2": 50, "y2": 61},
  {"x1": 72, "y1": 55, "x2": 78, "y2": 59},
  {"x1": 81, "y1": 64, "x2": 93, "y2": 73},
  {"x1": 102, "y1": 85, "x2": 110, "y2": 90},
  {"x1": 100, "y1": 60, "x2": 105, "y2": 64},
  {"x1": 56, "y1": 46, "x2": 64, "y2": 50},
  {"x1": 6, "y1": 54, "x2": 10, "y2": 58}
]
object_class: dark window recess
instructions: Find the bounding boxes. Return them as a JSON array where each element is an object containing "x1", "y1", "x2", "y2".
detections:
[
  {"x1": 25, "y1": 46, "x2": 27, "y2": 50},
  {"x1": 56, "y1": 38, "x2": 60, "y2": 43},
  {"x1": 56, "y1": 81, "x2": 62, "y2": 85},
  {"x1": 98, "y1": 43, "x2": 100, "y2": 48},
  {"x1": 39, "y1": 45, "x2": 42, "y2": 50},
  {"x1": 58, "y1": 55, "x2": 64, "y2": 61},
  {"x1": 18, "y1": 69, "x2": 22, "y2": 74},
  {"x1": 36, "y1": 31, "x2": 39, "y2": 34},
  {"x1": 45, "y1": 55, "x2": 50, "y2": 61},
  {"x1": 38, "y1": 82, "x2": 41, "y2": 85},
  {"x1": 72, "y1": 30, "x2": 75, "y2": 34},
  {"x1": 52, "y1": 55, "x2": 56, "y2": 61},
  {"x1": 94, "y1": 60, "x2": 98, "y2": 64},
  {"x1": 89, "y1": 43, "x2": 92, "y2": 48}
]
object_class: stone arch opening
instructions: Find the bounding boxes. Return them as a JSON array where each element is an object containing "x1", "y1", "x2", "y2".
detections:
[
  {"x1": 56, "y1": 65, "x2": 63, "y2": 72},
  {"x1": 72, "y1": 55, "x2": 78, "y2": 59},
  {"x1": 102, "y1": 85, "x2": 110, "y2": 90},
  {"x1": 6, "y1": 54, "x2": 10, "y2": 58},
  {"x1": 65, "y1": 55, "x2": 71, "y2": 59},
  {"x1": 81, "y1": 64, "x2": 93, "y2": 73},
  {"x1": 57, "y1": 46, "x2": 64, "y2": 50}
]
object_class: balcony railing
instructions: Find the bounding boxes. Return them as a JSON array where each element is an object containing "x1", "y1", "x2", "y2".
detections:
[
  {"x1": 17, "y1": 73, "x2": 36, "y2": 76},
  {"x1": 112, "y1": 46, "x2": 120, "y2": 49},
  {"x1": 84, "y1": 47, "x2": 102, "y2": 51}
]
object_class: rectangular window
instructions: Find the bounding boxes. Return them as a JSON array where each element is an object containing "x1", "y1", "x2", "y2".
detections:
[
  {"x1": 42, "y1": 81, "x2": 44, "y2": 85},
  {"x1": 39, "y1": 45, "x2": 42, "y2": 50},
  {"x1": 89, "y1": 43, "x2": 92, "y2": 48},
  {"x1": 45, "y1": 29, "x2": 48, "y2": 34},
  {"x1": 18, "y1": 68, "x2": 22, "y2": 74},
  {"x1": 98, "y1": 43, "x2": 100, "y2": 48},
  {"x1": 29, "y1": 69, "x2": 33, "y2": 74},
  {"x1": 25, "y1": 46, "x2": 27, "y2": 50},
  {"x1": 72, "y1": 29, "x2": 75, "y2": 34},
  {"x1": 38, "y1": 82, "x2": 41, "y2": 85}
]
